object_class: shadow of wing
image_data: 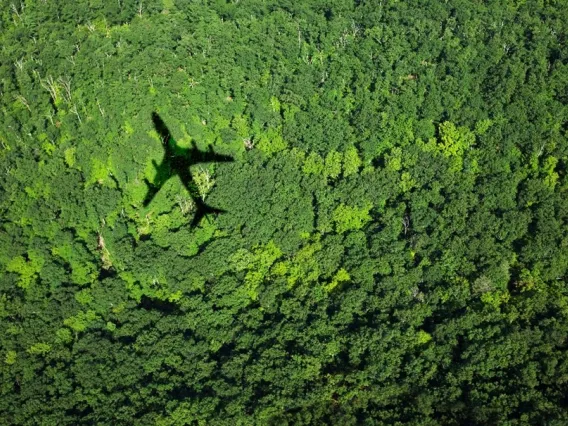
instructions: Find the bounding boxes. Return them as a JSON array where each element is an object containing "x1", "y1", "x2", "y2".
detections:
[
  {"x1": 142, "y1": 159, "x2": 172, "y2": 207},
  {"x1": 194, "y1": 145, "x2": 234, "y2": 164},
  {"x1": 152, "y1": 112, "x2": 171, "y2": 145},
  {"x1": 142, "y1": 179, "x2": 160, "y2": 207},
  {"x1": 207, "y1": 152, "x2": 235, "y2": 163}
]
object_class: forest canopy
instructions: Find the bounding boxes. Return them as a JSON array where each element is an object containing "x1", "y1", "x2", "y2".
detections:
[{"x1": 1, "y1": 0, "x2": 568, "y2": 424}]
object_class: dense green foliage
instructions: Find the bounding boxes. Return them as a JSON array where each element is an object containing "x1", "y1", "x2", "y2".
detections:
[{"x1": 1, "y1": 0, "x2": 568, "y2": 424}]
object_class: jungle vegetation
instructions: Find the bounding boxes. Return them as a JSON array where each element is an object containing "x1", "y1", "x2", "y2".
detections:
[{"x1": 1, "y1": 0, "x2": 568, "y2": 424}]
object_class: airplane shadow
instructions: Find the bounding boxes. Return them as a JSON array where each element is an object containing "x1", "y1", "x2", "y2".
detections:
[{"x1": 143, "y1": 112, "x2": 234, "y2": 228}]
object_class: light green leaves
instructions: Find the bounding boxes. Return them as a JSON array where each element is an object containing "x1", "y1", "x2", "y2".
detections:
[
  {"x1": 86, "y1": 157, "x2": 116, "y2": 187},
  {"x1": 27, "y1": 343, "x2": 52, "y2": 356},
  {"x1": 256, "y1": 127, "x2": 287, "y2": 156},
  {"x1": 6, "y1": 250, "x2": 44, "y2": 289},
  {"x1": 303, "y1": 151, "x2": 325, "y2": 176},
  {"x1": 333, "y1": 203, "x2": 372, "y2": 233},
  {"x1": 302, "y1": 146, "x2": 362, "y2": 179},
  {"x1": 437, "y1": 121, "x2": 476, "y2": 172},
  {"x1": 343, "y1": 146, "x2": 362, "y2": 177},
  {"x1": 325, "y1": 268, "x2": 351, "y2": 292},
  {"x1": 416, "y1": 330, "x2": 432, "y2": 345},
  {"x1": 55, "y1": 328, "x2": 73, "y2": 344},
  {"x1": 229, "y1": 241, "x2": 283, "y2": 300},
  {"x1": 324, "y1": 150, "x2": 343, "y2": 180},
  {"x1": 4, "y1": 350, "x2": 17, "y2": 365},
  {"x1": 63, "y1": 310, "x2": 99, "y2": 333}
]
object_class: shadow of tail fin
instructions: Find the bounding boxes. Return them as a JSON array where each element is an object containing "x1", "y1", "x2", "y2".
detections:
[{"x1": 191, "y1": 198, "x2": 226, "y2": 228}]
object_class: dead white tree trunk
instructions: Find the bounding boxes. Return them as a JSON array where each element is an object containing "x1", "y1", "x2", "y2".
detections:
[
  {"x1": 58, "y1": 76, "x2": 72, "y2": 103},
  {"x1": 96, "y1": 99, "x2": 105, "y2": 117},
  {"x1": 15, "y1": 95, "x2": 31, "y2": 112},
  {"x1": 70, "y1": 104, "x2": 82, "y2": 124},
  {"x1": 41, "y1": 75, "x2": 58, "y2": 102}
]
